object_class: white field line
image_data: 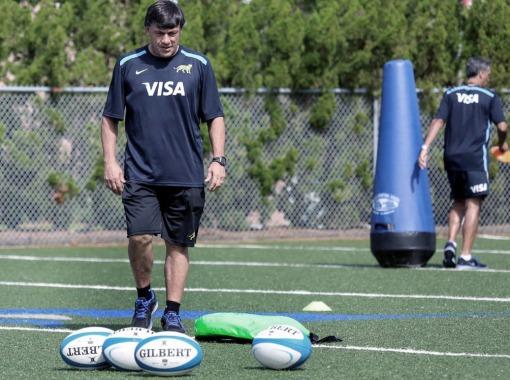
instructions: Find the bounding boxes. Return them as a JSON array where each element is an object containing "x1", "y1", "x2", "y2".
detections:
[
  {"x1": 2, "y1": 243, "x2": 510, "y2": 255},
  {"x1": 0, "y1": 313, "x2": 71, "y2": 320},
  {"x1": 314, "y1": 344, "x2": 510, "y2": 359},
  {"x1": 415, "y1": 267, "x2": 510, "y2": 274},
  {"x1": 198, "y1": 243, "x2": 510, "y2": 256},
  {"x1": 1, "y1": 254, "x2": 510, "y2": 274},
  {"x1": 197, "y1": 244, "x2": 366, "y2": 252},
  {"x1": 0, "y1": 255, "x2": 130, "y2": 263},
  {"x1": 0, "y1": 326, "x2": 72, "y2": 333},
  {"x1": 0, "y1": 281, "x2": 509, "y2": 303},
  {"x1": 472, "y1": 249, "x2": 510, "y2": 255},
  {"x1": 0, "y1": 325, "x2": 507, "y2": 361},
  {"x1": 478, "y1": 234, "x2": 510, "y2": 241},
  {"x1": 197, "y1": 261, "x2": 510, "y2": 274}
]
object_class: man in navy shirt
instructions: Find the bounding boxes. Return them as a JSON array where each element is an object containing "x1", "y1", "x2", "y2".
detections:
[
  {"x1": 101, "y1": 1, "x2": 226, "y2": 332},
  {"x1": 419, "y1": 57, "x2": 507, "y2": 269}
]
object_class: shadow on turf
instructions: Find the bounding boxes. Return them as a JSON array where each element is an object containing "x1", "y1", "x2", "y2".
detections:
[
  {"x1": 314, "y1": 262, "x2": 447, "y2": 269},
  {"x1": 421, "y1": 263, "x2": 444, "y2": 268},
  {"x1": 313, "y1": 262, "x2": 380, "y2": 269},
  {"x1": 312, "y1": 262, "x2": 430, "y2": 269},
  {"x1": 54, "y1": 367, "x2": 194, "y2": 377},
  {"x1": 62, "y1": 322, "x2": 199, "y2": 334},
  {"x1": 63, "y1": 323, "x2": 136, "y2": 331},
  {"x1": 244, "y1": 366, "x2": 305, "y2": 372}
]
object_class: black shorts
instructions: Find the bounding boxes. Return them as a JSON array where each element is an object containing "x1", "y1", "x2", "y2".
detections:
[
  {"x1": 122, "y1": 182, "x2": 205, "y2": 247},
  {"x1": 446, "y1": 170, "x2": 489, "y2": 200}
]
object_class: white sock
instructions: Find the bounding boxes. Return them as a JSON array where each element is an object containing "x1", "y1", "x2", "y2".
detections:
[
  {"x1": 448, "y1": 240, "x2": 457, "y2": 248},
  {"x1": 461, "y1": 254, "x2": 472, "y2": 261}
]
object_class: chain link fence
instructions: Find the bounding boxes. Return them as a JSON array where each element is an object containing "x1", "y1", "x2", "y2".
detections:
[{"x1": 0, "y1": 87, "x2": 509, "y2": 246}]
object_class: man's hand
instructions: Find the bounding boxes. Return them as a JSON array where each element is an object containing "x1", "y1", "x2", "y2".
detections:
[
  {"x1": 418, "y1": 148, "x2": 428, "y2": 169},
  {"x1": 104, "y1": 160, "x2": 125, "y2": 195},
  {"x1": 418, "y1": 119, "x2": 444, "y2": 170},
  {"x1": 205, "y1": 162, "x2": 225, "y2": 191}
]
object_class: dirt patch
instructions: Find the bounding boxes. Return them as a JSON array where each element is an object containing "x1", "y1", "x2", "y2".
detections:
[
  {"x1": 1, "y1": 225, "x2": 509, "y2": 248},
  {"x1": 0, "y1": 227, "x2": 370, "y2": 248}
]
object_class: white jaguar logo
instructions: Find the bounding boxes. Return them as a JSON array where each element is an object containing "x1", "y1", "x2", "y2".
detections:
[{"x1": 175, "y1": 64, "x2": 192, "y2": 74}]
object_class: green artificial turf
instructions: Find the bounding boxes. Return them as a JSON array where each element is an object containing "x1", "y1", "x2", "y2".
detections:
[{"x1": 0, "y1": 238, "x2": 509, "y2": 379}]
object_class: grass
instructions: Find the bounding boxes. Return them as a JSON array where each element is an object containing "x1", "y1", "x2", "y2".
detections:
[{"x1": 0, "y1": 238, "x2": 509, "y2": 379}]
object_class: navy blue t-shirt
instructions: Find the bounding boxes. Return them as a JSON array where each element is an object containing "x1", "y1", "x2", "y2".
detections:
[
  {"x1": 435, "y1": 85, "x2": 506, "y2": 172},
  {"x1": 103, "y1": 45, "x2": 224, "y2": 186}
]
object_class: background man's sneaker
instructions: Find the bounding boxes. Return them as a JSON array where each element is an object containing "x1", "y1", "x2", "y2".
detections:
[
  {"x1": 131, "y1": 290, "x2": 158, "y2": 329},
  {"x1": 443, "y1": 242, "x2": 457, "y2": 268},
  {"x1": 457, "y1": 256, "x2": 487, "y2": 270},
  {"x1": 161, "y1": 311, "x2": 186, "y2": 333}
]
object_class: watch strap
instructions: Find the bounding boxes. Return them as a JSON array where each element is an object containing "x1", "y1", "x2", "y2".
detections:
[{"x1": 211, "y1": 156, "x2": 227, "y2": 166}]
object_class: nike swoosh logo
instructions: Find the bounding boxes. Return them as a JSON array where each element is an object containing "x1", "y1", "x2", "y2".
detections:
[{"x1": 135, "y1": 68, "x2": 148, "y2": 75}]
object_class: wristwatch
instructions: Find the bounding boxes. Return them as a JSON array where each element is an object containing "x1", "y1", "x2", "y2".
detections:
[{"x1": 211, "y1": 156, "x2": 227, "y2": 166}]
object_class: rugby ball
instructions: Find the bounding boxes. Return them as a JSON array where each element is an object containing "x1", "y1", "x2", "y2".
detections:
[
  {"x1": 251, "y1": 324, "x2": 312, "y2": 370},
  {"x1": 102, "y1": 327, "x2": 155, "y2": 371},
  {"x1": 134, "y1": 332, "x2": 203, "y2": 376},
  {"x1": 59, "y1": 326, "x2": 114, "y2": 370}
]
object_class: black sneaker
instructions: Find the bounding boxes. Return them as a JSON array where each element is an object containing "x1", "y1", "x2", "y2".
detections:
[
  {"x1": 131, "y1": 290, "x2": 158, "y2": 329},
  {"x1": 457, "y1": 256, "x2": 487, "y2": 270},
  {"x1": 443, "y1": 242, "x2": 457, "y2": 268},
  {"x1": 161, "y1": 311, "x2": 186, "y2": 333}
]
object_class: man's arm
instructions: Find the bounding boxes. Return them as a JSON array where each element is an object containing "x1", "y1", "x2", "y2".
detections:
[
  {"x1": 418, "y1": 118, "x2": 445, "y2": 169},
  {"x1": 205, "y1": 116, "x2": 226, "y2": 191},
  {"x1": 496, "y1": 121, "x2": 508, "y2": 151},
  {"x1": 101, "y1": 116, "x2": 125, "y2": 195}
]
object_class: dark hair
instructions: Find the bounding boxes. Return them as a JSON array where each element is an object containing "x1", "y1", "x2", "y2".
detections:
[
  {"x1": 144, "y1": 1, "x2": 185, "y2": 29},
  {"x1": 466, "y1": 57, "x2": 491, "y2": 78}
]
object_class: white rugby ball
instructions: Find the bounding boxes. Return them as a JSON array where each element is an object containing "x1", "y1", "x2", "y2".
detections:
[
  {"x1": 59, "y1": 326, "x2": 114, "y2": 370},
  {"x1": 134, "y1": 332, "x2": 203, "y2": 376},
  {"x1": 251, "y1": 324, "x2": 312, "y2": 370},
  {"x1": 102, "y1": 327, "x2": 155, "y2": 371}
]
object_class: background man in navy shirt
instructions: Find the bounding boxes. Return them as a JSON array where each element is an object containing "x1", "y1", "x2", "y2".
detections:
[
  {"x1": 101, "y1": 0, "x2": 226, "y2": 332},
  {"x1": 419, "y1": 57, "x2": 507, "y2": 269}
]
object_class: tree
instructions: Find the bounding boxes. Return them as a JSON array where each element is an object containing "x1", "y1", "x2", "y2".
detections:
[
  {"x1": 335, "y1": 0, "x2": 411, "y2": 90},
  {"x1": 463, "y1": 0, "x2": 510, "y2": 88},
  {"x1": 297, "y1": 0, "x2": 347, "y2": 88},
  {"x1": 0, "y1": 1, "x2": 30, "y2": 84},
  {"x1": 405, "y1": 0, "x2": 462, "y2": 88},
  {"x1": 16, "y1": 0, "x2": 74, "y2": 86},
  {"x1": 1, "y1": 1, "x2": 509, "y2": 89}
]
